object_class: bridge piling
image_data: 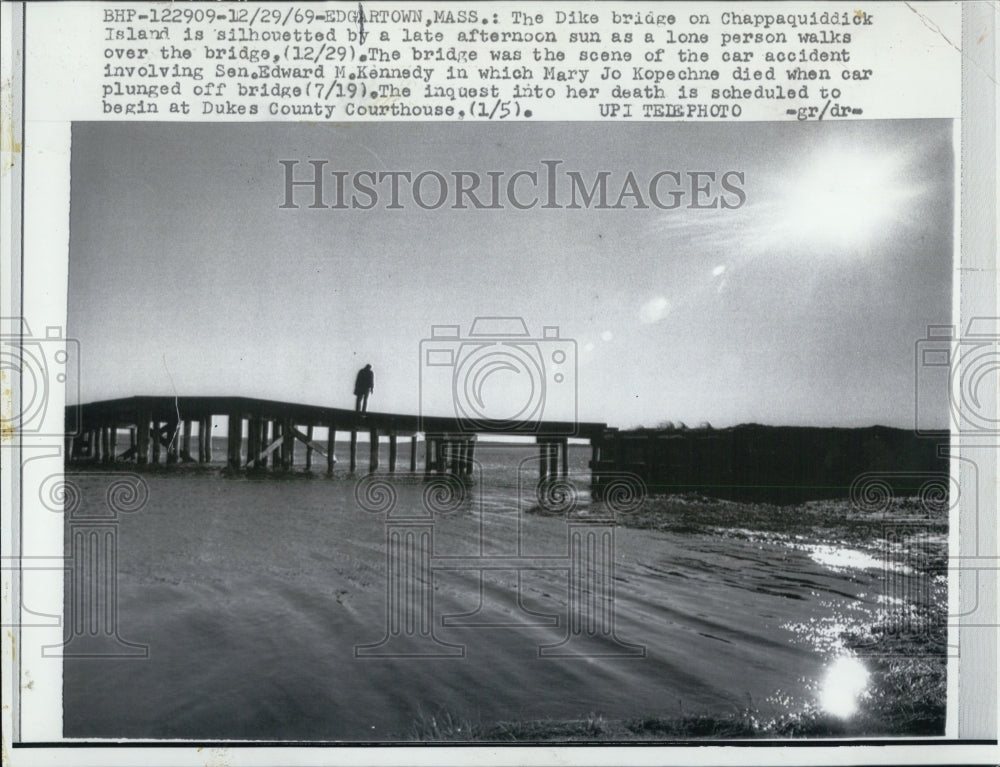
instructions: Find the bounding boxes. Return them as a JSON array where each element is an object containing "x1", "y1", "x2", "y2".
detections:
[
  {"x1": 166, "y1": 417, "x2": 179, "y2": 465},
  {"x1": 283, "y1": 418, "x2": 294, "y2": 469},
  {"x1": 136, "y1": 410, "x2": 149, "y2": 466},
  {"x1": 257, "y1": 419, "x2": 267, "y2": 469},
  {"x1": 410, "y1": 435, "x2": 418, "y2": 472},
  {"x1": 369, "y1": 428, "x2": 379, "y2": 472},
  {"x1": 436, "y1": 437, "x2": 446, "y2": 475},
  {"x1": 446, "y1": 439, "x2": 457, "y2": 475},
  {"x1": 326, "y1": 422, "x2": 336, "y2": 474},
  {"x1": 151, "y1": 421, "x2": 161, "y2": 465},
  {"x1": 305, "y1": 424, "x2": 314, "y2": 471},
  {"x1": 248, "y1": 416, "x2": 260, "y2": 468},
  {"x1": 388, "y1": 431, "x2": 397, "y2": 473},
  {"x1": 349, "y1": 429, "x2": 358, "y2": 472},
  {"x1": 423, "y1": 435, "x2": 434, "y2": 476},
  {"x1": 227, "y1": 413, "x2": 240, "y2": 469}
]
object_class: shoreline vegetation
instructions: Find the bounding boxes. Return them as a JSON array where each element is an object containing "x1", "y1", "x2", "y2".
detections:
[{"x1": 406, "y1": 494, "x2": 947, "y2": 741}]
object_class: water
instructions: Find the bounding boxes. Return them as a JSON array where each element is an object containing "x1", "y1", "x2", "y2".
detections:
[{"x1": 62, "y1": 444, "x2": 899, "y2": 740}]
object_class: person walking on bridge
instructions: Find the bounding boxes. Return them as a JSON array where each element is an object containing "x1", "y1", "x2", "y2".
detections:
[{"x1": 354, "y1": 364, "x2": 374, "y2": 414}]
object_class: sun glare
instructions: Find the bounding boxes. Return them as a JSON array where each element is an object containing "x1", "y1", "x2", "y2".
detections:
[
  {"x1": 779, "y1": 148, "x2": 916, "y2": 250},
  {"x1": 819, "y1": 655, "x2": 870, "y2": 718}
]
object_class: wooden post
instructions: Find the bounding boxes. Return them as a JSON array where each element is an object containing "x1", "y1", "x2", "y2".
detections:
[
  {"x1": 410, "y1": 435, "x2": 418, "y2": 472},
  {"x1": 435, "y1": 437, "x2": 446, "y2": 474},
  {"x1": 423, "y1": 436, "x2": 433, "y2": 475},
  {"x1": 166, "y1": 419, "x2": 179, "y2": 465},
  {"x1": 326, "y1": 422, "x2": 336, "y2": 475},
  {"x1": 388, "y1": 432, "x2": 397, "y2": 473},
  {"x1": 182, "y1": 420, "x2": 192, "y2": 461},
  {"x1": 100, "y1": 427, "x2": 110, "y2": 464},
  {"x1": 590, "y1": 439, "x2": 601, "y2": 500},
  {"x1": 109, "y1": 423, "x2": 118, "y2": 463},
  {"x1": 467, "y1": 437, "x2": 476, "y2": 475},
  {"x1": 136, "y1": 411, "x2": 149, "y2": 466},
  {"x1": 272, "y1": 420, "x2": 282, "y2": 471},
  {"x1": 369, "y1": 428, "x2": 379, "y2": 472},
  {"x1": 349, "y1": 429, "x2": 358, "y2": 472},
  {"x1": 560, "y1": 439, "x2": 568, "y2": 477},
  {"x1": 205, "y1": 417, "x2": 214, "y2": 463},
  {"x1": 228, "y1": 413, "x2": 241, "y2": 469},
  {"x1": 283, "y1": 418, "x2": 294, "y2": 469},
  {"x1": 539, "y1": 439, "x2": 548, "y2": 480},
  {"x1": 246, "y1": 417, "x2": 258, "y2": 467},
  {"x1": 151, "y1": 421, "x2": 161, "y2": 465},
  {"x1": 305, "y1": 424, "x2": 314, "y2": 471},
  {"x1": 129, "y1": 427, "x2": 136, "y2": 461},
  {"x1": 259, "y1": 419, "x2": 270, "y2": 469}
]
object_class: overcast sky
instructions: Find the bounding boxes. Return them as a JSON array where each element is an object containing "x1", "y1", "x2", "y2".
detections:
[{"x1": 68, "y1": 120, "x2": 953, "y2": 429}]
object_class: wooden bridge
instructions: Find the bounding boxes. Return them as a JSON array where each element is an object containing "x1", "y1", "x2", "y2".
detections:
[{"x1": 65, "y1": 396, "x2": 613, "y2": 480}]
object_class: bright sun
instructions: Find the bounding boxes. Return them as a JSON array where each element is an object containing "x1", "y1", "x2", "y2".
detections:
[{"x1": 780, "y1": 148, "x2": 917, "y2": 250}]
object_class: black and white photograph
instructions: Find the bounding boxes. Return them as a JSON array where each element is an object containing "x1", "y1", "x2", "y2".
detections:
[
  {"x1": 5, "y1": 1, "x2": 999, "y2": 763},
  {"x1": 59, "y1": 119, "x2": 955, "y2": 741}
]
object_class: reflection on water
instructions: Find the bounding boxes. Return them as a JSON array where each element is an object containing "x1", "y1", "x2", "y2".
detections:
[
  {"x1": 819, "y1": 655, "x2": 871, "y2": 718},
  {"x1": 60, "y1": 460, "x2": 943, "y2": 738},
  {"x1": 805, "y1": 544, "x2": 884, "y2": 573}
]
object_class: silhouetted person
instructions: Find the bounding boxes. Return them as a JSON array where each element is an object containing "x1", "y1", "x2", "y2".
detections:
[{"x1": 354, "y1": 364, "x2": 374, "y2": 413}]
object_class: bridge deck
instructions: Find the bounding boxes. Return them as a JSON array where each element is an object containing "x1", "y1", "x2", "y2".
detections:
[
  {"x1": 68, "y1": 395, "x2": 606, "y2": 439},
  {"x1": 65, "y1": 396, "x2": 610, "y2": 476}
]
